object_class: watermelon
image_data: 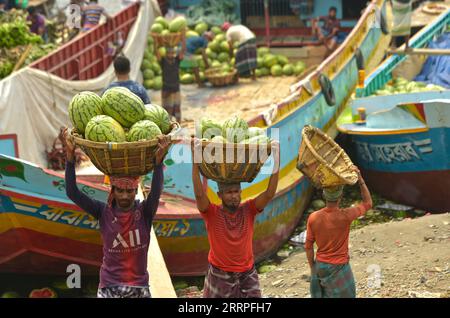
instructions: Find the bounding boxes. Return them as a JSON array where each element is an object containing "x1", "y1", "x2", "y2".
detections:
[
  {"x1": 257, "y1": 47, "x2": 270, "y2": 56},
  {"x1": 141, "y1": 59, "x2": 152, "y2": 71},
  {"x1": 206, "y1": 48, "x2": 217, "y2": 59},
  {"x1": 222, "y1": 116, "x2": 249, "y2": 143},
  {"x1": 127, "y1": 120, "x2": 162, "y2": 142},
  {"x1": 85, "y1": 115, "x2": 126, "y2": 142},
  {"x1": 169, "y1": 16, "x2": 187, "y2": 33},
  {"x1": 195, "y1": 22, "x2": 208, "y2": 35},
  {"x1": 247, "y1": 127, "x2": 265, "y2": 138},
  {"x1": 144, "y1": 104, "x2": 171, "y2": 134},
  {"x1": 161, "y1": 29, "x2": 170, "y2": 36},
  {"x1": 271, "y1": 65, "x2": 283, "y2": 76},
  {"x1": 199, "y1": 71, "x2": 206, "y2": 82},
  {"x1": 102, "y1": 87, "x2": 145, "y2": 127},
  {"x1": 208, "y1": 40, "x2": 221, "y2": 53},
  {"x1": 180, "y1": 73, "x2": 194, "y2": 84},
  {"x1": 158, "y1": 47, "x2": 167, "y2": 58},
  {"x1": 144, "y1": 79, "x2": 154, "y2": 89},
  {"x1": 144, "y1": 50, "x2": 152, "y2": 60},
  {"x1": 211, "y1": 60, "x2": 221, "y2": 68},
  {"x1": 255, "y1": 69, "x2": 263, "y2": 77},
  {"x1": 260, "y1": 67, "x2": 270, "y2": 76},
  {"x1": 68, "y1": 91, "x2": 104, "y2": 134},
  {"x1": 154, "y1": 16, "x2": 169, "y2": 29},
  {"x1": 147, "y1": 35, "x2": 154, "y2": 44},
  {"x1": 152, "y1": 62, "x2": 162, "y2": 75},
  {"x1": 29, "y1": 288, "x2": 57, "y2": 298},
  {"x1": 215, "y1": 34, "x2": 226, "y2": 42},
  {"x1": 282, "y1": 64, "x2": 294, "y2": 76},
  {"x1": 143, "y1": 69, "x2": 155, "y2": 80},
  {"x1": 221, "y1": 63, "x2": 232, "y2": 73},
  {"x1": 211, "y1": 26, "x2": 222, "y2": 35},
  {"x1": 242, "y1": 135, "x2": 271, "y2": 144},
  {"x1": 257, "y1": 58, "x2": 263, "y2": 68},
  {"x1": 277, "y1": 55, "x2": 289, "y2": 66},
  {"x1": 151, "y1": 23, "x2": 164, "y2": 34},
  {"x1": 186, "y1": 30, "x2": 199, "y2": 38},
  {"x1": 263, "y1": 54, "x2": 278, "y2": 68},
  {"x1": 220, "y1": 41, "x2": 230, "y2": 52},
  {"x1": 217, "y1": 52, "x2": 230, "y2": 63},
  {"x1": 153, "y1": 76, "x2": 163, "y2": 90},
  {"x1": 294, "y1": 64, "x2": 305, "y2": 76},
  {"x1": 2, "y1": 292, "x2": 20, "y2": 298},
  {"x1": 199, "y1": 118, "x2": 222, "y2": 139}
]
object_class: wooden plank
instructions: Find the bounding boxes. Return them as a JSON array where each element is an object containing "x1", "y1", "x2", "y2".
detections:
[
  {"x1": 137, "y1": 186, "x2": 176, "y2": 298},
  {"x1": 387, "y1": 48, "x2": 450, "y2": 56}
]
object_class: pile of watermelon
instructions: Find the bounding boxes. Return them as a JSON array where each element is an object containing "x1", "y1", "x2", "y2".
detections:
[
  {"x1": 255, "y1": 47, "x2": 306, "y2": 78},
  {"x1": 68, "y1": 87, "x2": 172, "y2": 143},
  {"x1": 372, "y1": 77, "x2": 446, "y2": 96},
  {"x1": 141, "y1": 35, "x2": 163, "y2": 90},
  {"x1": 197, "y1": 116, "x2": 271, "y2": 145}
]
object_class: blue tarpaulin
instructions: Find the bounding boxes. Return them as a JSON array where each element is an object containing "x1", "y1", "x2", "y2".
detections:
[{"x1": 414, "y1": 32, "x2": 450, "y2": 88}]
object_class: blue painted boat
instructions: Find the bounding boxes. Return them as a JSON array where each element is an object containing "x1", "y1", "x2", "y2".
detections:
[
  {"x1": 337, "y1": 10, "x2": 450, "y2": 213},
  {"x1": 0, "y1": 0, "x2": 389, "y2": 276}
]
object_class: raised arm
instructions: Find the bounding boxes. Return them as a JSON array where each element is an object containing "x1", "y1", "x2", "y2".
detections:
[
  {"x1": 61, "y1": 128, "x2": 104, "y2": 219},
  {"x1": 254, "y1": 141, "x2": 280, "y2": 211},
  {"x1": 145, "y1": 135, "x2": 170, "y2": 218},
  {"x1": 191, "y1": 138, "x2": 210, "y2": 213},
  {"x1": 354, "y1": 166, "x2": 372, "y2": 209}
]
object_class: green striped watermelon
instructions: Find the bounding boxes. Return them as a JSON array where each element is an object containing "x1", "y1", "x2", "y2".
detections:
[
  {"x1": 199, "y1": 118, "x2": 222, "y2": 139},
  {"x1": 144, "y1": 104, "x2": 171, "y2": 134},
  {"x1": 127, "y1": 120, "x2": 162, "y2": 142},
  {"x1": 222, "y1": 116, "x2": 249, "y2": 143},
  {"x1": 102, "y1": 87, "x2": 145, "y2": 128},
  {"x1": 68, "y1": 91, "x2": 104, "y2": 134},
  {"x1": 85, "y1": 115, "x2": 126, "y2": 142}
]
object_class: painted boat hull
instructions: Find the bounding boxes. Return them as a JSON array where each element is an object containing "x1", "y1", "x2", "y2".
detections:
[
  {"x1": 0, "y1": 1, "x2": 387, "y2": 276},
  {"x1": 348, "y1": 122, "x2": 450, "y2": 212}
]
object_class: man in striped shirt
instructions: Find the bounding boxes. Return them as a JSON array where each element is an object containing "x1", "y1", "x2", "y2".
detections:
[{"x1": 81, "y1": 0, "x2": 111, "y2": 33}]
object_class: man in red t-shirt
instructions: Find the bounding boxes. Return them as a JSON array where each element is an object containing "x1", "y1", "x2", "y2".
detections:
[
  {"x1": 305, "y1": 166, "x2": 372, "y2": 298},
  {"x1": 192, "y1": 138, "x2": 280, "y2": 298}
]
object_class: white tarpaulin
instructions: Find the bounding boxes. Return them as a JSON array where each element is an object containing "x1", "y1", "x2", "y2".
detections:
[{"x1": 0, "y1": 0, "x2": 159, "y2": 167}]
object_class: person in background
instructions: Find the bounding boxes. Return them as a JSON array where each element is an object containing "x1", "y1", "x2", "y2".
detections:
[
  {"x1": 223, "y1": 23, "x2": 257, "y2": 80},
  {"x1": 0, "y1": 0, "x2": 6, "y2": 13},
  {"x1": 305, "y1": 166, "x2": 372, "y2": 298},
  {"x1": 180, "y1": 31, "x2": 213, "y2": 87},
  {"x1": 311, "y1": 6, "x2": 341, "y2": 58},
  {"x1": 103, "y1": 55, "x2": 151, "y2": 104},
  {"x1": 157, "y1": 46, "x2": 182, "y2": 123},
  {"x1": 27, "y1": 6, "x2": 48, "y2": 42},
  {"x1": 81, "y1": 0, "x2": 111, "y2": 33},
  {"x1": 192, "y1": 138, "x2": 280, "y2": 298},
  {"x1": 390, "y1": 0, "x2": 412, "y2": 49}
]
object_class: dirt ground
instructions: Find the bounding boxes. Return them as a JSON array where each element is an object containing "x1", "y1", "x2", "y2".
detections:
[
  {"x1": 149, "y1": 76, "x2": 299, "y2": 131},
  {"x1": 258, "y1": 213, "x2": 450, "y2": 298}
]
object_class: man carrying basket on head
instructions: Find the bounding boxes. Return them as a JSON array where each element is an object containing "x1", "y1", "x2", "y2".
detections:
[
  {"x1": 60, "y1": 128, "x2": 170, "y2": 298},
  {"x1": 305, "y1": 166, "x2": 372, "y2": 298},
  {"x1": 191, "y1": 138, "x2": 280, "y2": 298}
]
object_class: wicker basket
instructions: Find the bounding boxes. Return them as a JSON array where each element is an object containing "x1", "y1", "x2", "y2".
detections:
[
  {"x1": 71, "y1": 124, "x2": 180, "y2": 177},
  {"x1": 205, "y1": 67, "x2": 238, "y2": 87},
  {"x1": 297, "y1": 125, "x2": 358, "y2": 188},
  {"x1": 194, "y1": 140, "x2": 272, "y2": 183},
  {"x1": 151, "y1": 31, "x2": 183, "y2": 47}
]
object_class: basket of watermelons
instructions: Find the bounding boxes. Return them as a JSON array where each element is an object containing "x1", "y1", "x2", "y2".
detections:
[
  {"x1": 205, "y1": 67, "x2": 238, "y2": 87},
  {"x1": 68, "y1": 87, "x2": 181, "y2": 177},
  {"x1": 150, "y1": 16, "x2": 186, "y2": 47},
  {"x1": 297, "y1": 125, "x2": 357, "y2": 188},
  {"x1": 193, "y1": 116, "x2": 273, "y2": 183}
]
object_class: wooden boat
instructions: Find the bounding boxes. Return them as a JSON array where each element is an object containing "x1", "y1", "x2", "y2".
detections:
[
  {"x1": 337, "y1": 10, "x2": 450, "y2": 212},
  {"x1": 0, "y1": 0, "x2": 389, "y2": 276}
]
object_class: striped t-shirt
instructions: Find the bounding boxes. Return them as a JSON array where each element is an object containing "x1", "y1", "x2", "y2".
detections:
[{"x1": 82, "y1": 3, "x2": 105, "y2": 31}]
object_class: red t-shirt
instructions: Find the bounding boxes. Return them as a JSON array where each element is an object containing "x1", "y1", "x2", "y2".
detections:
[
  {"x1": 305, "y1": 203, "x2": 370, "y2": 264},
  {"x1": 201, "y1": 199, "x2": 262, "y2": 273}
]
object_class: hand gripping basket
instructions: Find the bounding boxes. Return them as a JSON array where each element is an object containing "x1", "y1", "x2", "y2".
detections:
[
  {"x1": 205, "y1": 67, "x2": 238, "y2": 87},
  {"x1": 71, "y1": 124, "x2": 180, "y2": 177},
  {"x1": 297, "y1": 125, "x2": 358, "y2": 188},
  {"x1": 194, "y1": 140, "x2": 272, "y2": 183}
]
